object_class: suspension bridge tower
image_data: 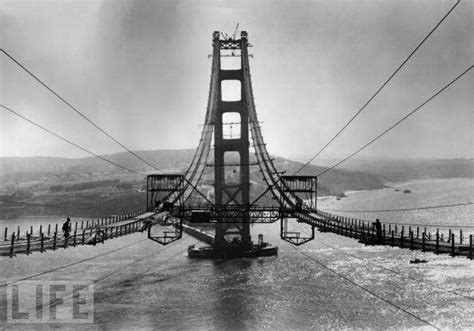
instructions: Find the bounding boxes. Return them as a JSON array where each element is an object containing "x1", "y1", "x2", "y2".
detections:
[
  {"x1": 147, "y1": 30, "x2": 318, "y2": 258},
  {"x1": 212, "y1": 30, "x2": 251, "y2": 249}
]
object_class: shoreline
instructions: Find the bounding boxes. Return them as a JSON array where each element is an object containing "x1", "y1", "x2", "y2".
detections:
[
  {"x1": 341, "y1": 177, "x2": 473, "y2": 197},
  {"x1": 316, "y1": 177, "x2": 473, "y2": 228},
  {"x1": 385, "y1": 177, "x2": 473, "y2": 187}
]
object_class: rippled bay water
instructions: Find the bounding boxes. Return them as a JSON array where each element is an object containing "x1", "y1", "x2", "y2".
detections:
[{"x1": 1, "y1": 178, "x2": 473, "y2": 330}]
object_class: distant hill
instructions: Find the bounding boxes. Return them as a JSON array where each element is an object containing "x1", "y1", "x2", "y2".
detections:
[
  {"x1": 0, "y1": 150, "x2": 387, "y2": 218},
  {"x1": 0, "y1": 150, "x2": 196, "y2": 175},
  {"x1": 3, "y1": 151, "x2": 471, "y2": 218},
  {"x1": 2, "y1": 152, "x2": 471, "y2": 192},
  {"x1": 0, "y1": 150, "x2": 386, "y2": 196},
  {"x1": 271, "y1": 157, "x2": 385, "y2": 196},
  {"x1": 310, "y1": 158, "x2": 474, "y2": 182}
]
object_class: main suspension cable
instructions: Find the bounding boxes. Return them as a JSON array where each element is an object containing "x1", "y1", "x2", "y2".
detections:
[
  {"x1": 0, "y1": 238, "x2": 194, "y2": 331},
  {"x1": 250, "y1": 62, "x2": 471, "y2": 205},
  {"x1": 0, "y1": 237, "x2": 149, "y2": 287},
  {"x1": 316, "y1": 66, "x2": 473, "y2": 177},
  {"x1": 0, "y1": 50, "x2": 213, "y2": 204},
  {"x1": 294, "y1": 0, "x2": 461, "y2": 174},
  {"x1": 293, "y1": 224, "x2": 473, "y2": 301},
  {"x1": 0, "y1": 104, "x2": 143, "y2": 175},
  {"x1": 291, "y1": 246, "x2": 441, "y2": 330},
  {"x1": 0, "y1": 49, "x2": 161, "y2": 173}
]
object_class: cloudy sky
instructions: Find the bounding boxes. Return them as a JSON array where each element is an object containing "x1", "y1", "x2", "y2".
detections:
[{"x1": 1, "y1": 0, "x2": 472, "y2": 162}]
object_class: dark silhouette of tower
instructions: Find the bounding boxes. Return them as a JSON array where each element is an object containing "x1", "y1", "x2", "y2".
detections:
[{"x1": 212, "y1": 31, "x2": 251, "y2": 247}]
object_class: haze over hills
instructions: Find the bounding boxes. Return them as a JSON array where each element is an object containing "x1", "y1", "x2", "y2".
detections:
[
  {"x1": 0, "y1": 150, "x2": 472, "y2": 218},
  {"x1": 0, "y1": 150, "x2": 386, "y2": 194},
  {"x1": 1, "y1": 150, "x2": 472, "y2": 194},
  {"x1": 0, "y1": 150, "x2": 194, "y2": 175},
  {"x1": 307, "y1": 157, "x2": 474, "y2": 182}
]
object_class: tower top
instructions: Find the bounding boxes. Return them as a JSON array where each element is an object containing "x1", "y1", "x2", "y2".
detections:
[
  {"x1": 213, "y1": 30, "x2": 248, "y2": 50},
  {"x1": 213, "y1": 29, "x2": 247, "y2": 41}
]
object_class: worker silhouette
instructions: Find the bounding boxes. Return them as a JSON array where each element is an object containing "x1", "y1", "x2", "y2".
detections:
[
  {"x1": 374, "y1": 219, "x2": 382, "y2": 243},
  {"x1": 62, "y1": 217, "x2": 71, "y2": 239}
]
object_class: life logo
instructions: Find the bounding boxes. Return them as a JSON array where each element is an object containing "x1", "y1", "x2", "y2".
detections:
[{"x1": 6, "y1": 280, "x2": 94, "y2": 324}]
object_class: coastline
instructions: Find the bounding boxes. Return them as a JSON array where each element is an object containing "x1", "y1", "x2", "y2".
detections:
[
  {"x1": 385, "y1": 177, "x2": 473, "y2": 188},
  {"x1": 316, "y1": 177, "x2": 473, "y2": 229},
  {"x1": 325, "y1": 177, "x2": 474, "y2": 198}
]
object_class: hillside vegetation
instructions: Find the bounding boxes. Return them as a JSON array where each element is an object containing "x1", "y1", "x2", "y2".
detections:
[{"x1": 4, "y1": 151, "x2": 469, "y2": 219}]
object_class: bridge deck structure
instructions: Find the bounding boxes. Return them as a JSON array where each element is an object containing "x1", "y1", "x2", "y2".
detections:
[
  {"x1": 0, "y1": 210, "x2": 151, "y2": 257},
  {"x1": 2, "y1": 29, "x2": 472, "y2": 261},
  {"x1": 1, "y1": 207, "x2": 472, "y2": 259},
  {"x1": 301, "y1": 211, "x2": 473, "y2": 259}
]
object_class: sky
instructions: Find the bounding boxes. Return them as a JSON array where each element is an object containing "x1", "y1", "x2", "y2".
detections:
[{"x1": 0, "y1": 0, "x2": 472, "y2": 161}]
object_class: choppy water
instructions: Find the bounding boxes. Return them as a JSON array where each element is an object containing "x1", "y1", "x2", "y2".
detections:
[{"x1": 1, "y1": 178, "x2": 473, "y2": 330}]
